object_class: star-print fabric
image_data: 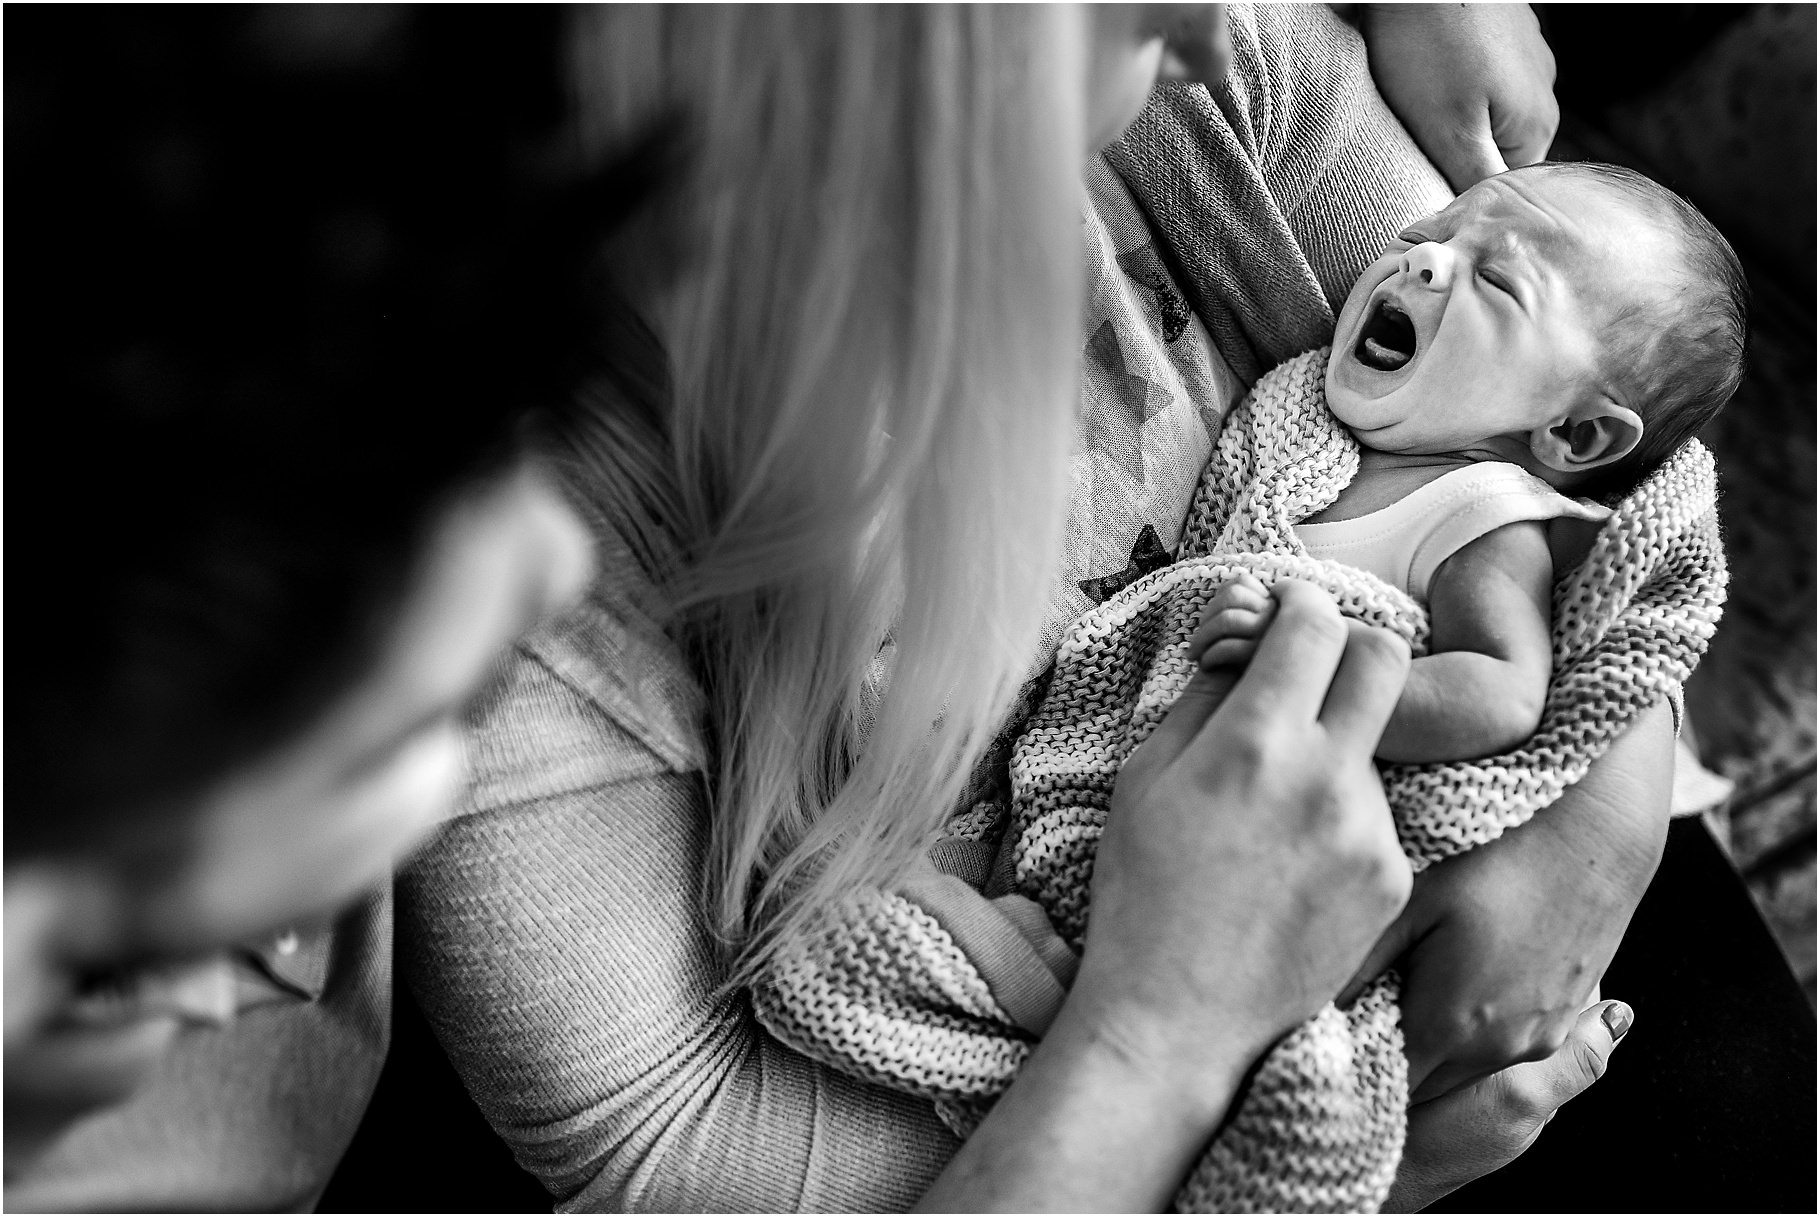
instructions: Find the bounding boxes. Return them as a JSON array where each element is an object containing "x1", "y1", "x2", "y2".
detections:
[{"x1": 1022, "y1": 156, "x2": 1245, "y2": 685}]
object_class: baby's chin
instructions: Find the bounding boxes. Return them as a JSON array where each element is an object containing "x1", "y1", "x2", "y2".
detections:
[
  {"x1": 1323, "y1": 361, "x2": 1383, "y2": 431},
  {"x1": 1324, "y1": 373, "x2": 1426, "y2": 447}
]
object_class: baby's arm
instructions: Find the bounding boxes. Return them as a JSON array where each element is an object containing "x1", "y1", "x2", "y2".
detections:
[
  {"x1": 1376, "y1": 520, "x2": 1552, "y2": 762},
  {"x1": 1189, "y1": 521, "x2": 1553, "y2": 763}
]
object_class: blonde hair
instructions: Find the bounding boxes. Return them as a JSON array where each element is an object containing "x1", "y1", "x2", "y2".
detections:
[{"x1": 566, "y1": 6, "x2": 1087, "y2": 982}]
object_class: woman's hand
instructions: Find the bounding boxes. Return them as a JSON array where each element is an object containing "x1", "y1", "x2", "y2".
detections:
[
  {"x1": 1385, "y1": 999, "x2": 1633, "y2": 1211},
  {"x1": 1339, "y1": 701, "x2": 1673, "y2": 1101},
  {"x1": 1358, "y1": 4, "x2": 1560, "y2": 192},
  {"x1": 1084, "y1": 580, "x2": 1415, "y2": 1079},
  {"x1": 919, "y1": 580, "x2": 1414, "y2": 1212}
]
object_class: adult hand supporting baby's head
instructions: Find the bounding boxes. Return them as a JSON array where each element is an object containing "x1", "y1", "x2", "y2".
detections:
[{"x1": 1359, "y1": 4, "x2": 1560, "y2": 193}]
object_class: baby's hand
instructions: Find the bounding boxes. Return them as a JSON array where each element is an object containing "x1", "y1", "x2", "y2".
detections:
[{"x1": 1186, "y1": 572, "x2": 1278, "y2": 671}]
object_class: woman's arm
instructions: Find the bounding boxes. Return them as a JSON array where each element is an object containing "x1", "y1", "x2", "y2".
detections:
[
  {"x1": 1386, "y1": 998, "x2": 1632, "y2": 1211},
  {"x1": 914, "y1": 996, "x2": 1248, "y2": 1213},
  {"x1": 1340, "y1": 698, "x2": 1673, "y2": 1102},
  {"x1": 399, "y1": 648, "x2": 959, "y2": 1212}
]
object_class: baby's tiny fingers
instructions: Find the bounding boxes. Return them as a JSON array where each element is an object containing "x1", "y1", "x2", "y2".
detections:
[
  {"x1": 1186, "y1": 603, "x2": 1274, "y2": 662},
  {"x1": 1195, "y1": 574, "x2": 1270, "y2": 625},
  {"x1": 1216, "y1": 573, "x2": 1271, "y2": 612},
  {"x1": 1226, "y1": 569, "x2": 1268, "y2": 596}
]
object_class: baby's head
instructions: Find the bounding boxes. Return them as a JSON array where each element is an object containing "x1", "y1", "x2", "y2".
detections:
[{"x1": 1326, "y1": 162, "x2": 1747, "y2": 500}]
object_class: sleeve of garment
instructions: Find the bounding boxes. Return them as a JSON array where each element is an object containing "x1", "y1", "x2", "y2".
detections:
[
  {"x1": 1226, "y1": 3, "x2": 1454, "y2": 310},
  {"x1": 396, "y1": 620, "x2": 959, "y2": 1213},
  {"x1": 1103, "y1": 2, "x2": 1453, "y2": 381}
]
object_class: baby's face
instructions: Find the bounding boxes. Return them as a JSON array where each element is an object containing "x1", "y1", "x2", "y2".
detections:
[{"x1": 1327, "y1": 170, "x2": 1670, "y2": 461}]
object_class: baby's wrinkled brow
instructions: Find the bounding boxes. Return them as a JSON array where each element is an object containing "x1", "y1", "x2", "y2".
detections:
[{"x1": 1482, "y1": 227, "x2": 1526, "y2": 261}]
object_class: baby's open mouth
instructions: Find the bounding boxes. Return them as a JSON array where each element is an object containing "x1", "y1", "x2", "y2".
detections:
[{"x1": 1355, "y1": 299, "x2": 1417, "y2": 372}]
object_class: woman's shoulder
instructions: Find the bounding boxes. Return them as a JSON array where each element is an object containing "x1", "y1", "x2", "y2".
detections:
[{"x1": 456, "y1": 507, "x2": 707, "y2": 821}]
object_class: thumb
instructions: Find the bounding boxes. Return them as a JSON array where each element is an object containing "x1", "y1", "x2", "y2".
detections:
[
  {"x1": 1505, "y1": 999, "x2": 1632, "y2": 1123},
  {"x1": 1547, "y1": 999, "x2": 1632, "y2": 1106},
  {"x1": 1127, "y1": 667, "x2": 1240, "y2": 777},
  {"x1": 1490, "y1": 93, "x2": 1560, "y2": 171},
  {"x1": 1430, "y1": 113, "x2": 1508, "y2": 192},
  {"x1": 1385, "y1": 1000, "x2": 1631, "y2": 1212}
]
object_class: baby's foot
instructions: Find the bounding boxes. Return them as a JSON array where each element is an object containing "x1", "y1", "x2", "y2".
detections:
[{"x1": 1186, "y1": 571, "x2": 1278, "y2": 671}]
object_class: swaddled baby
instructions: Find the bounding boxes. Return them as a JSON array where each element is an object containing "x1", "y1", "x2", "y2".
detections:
[
  {"x1": 1190, "y1": 161, "x2": 1746, "y2": 762},
  {"x1": 748, "y1": 160, "x2": 1742, "y2": 1216}
]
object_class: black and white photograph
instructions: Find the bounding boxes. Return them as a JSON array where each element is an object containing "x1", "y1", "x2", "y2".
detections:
[{"x1": 6, "y1": 5, "x2": 1813, "y2": 1213}]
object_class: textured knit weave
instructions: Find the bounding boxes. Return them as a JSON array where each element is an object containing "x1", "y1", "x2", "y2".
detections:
[{"x1": 753, "y1": 346, "x2": 1729, "y2": 1213}]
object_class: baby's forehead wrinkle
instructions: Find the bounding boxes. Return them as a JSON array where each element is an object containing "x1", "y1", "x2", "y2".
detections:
[
  {"x1": 1483, "y1": 227, "x2": 1528, "y2": 263},
  {"x1": 1462, "y1": 176, "x2": 1586, "y2": 256},
  {"x1": 1457, "y1": 180, "x2": 1608, "y2": 303}
]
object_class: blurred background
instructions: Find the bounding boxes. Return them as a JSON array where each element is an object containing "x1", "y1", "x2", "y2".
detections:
[{"x1": 1539, "y1": 2, "x2": 1816, "y2": 1005}]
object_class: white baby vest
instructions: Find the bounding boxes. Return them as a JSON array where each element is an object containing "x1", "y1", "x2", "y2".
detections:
[{"x1": 1292, "y1": 461, "x2": 1611, "y2": 603}]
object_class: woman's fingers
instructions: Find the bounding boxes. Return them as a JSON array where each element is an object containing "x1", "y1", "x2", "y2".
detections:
[
  {"x1": 1385, "y1": 999, "x2": 1631, "y2": 1211},
  {"x1": 1198, "y1": 636, "x2": 1260, "y2": 670},
  {"x1": 1129, "y1": 668, "x2": 1236, "y2": 779},
  {"x1": 1359, "y1": 3, "x2": 1559, "y2": 192},
  {"x1": 1199, "y1": 580, "x2": 1411, "y2": 754},
  {"x1": 1219, "y1": 580, "x2": 1351, "y2": 725},
  {"x1": 1127, "y1": 575, "x2": 1276, "y2": 772},
  {"x1": 1318, "y1": 620, "x2": 1412, "y2": 753}
]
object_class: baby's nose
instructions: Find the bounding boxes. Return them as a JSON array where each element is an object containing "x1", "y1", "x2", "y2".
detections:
[{"x1": 1402, "y1": 241, "x2": 1454, "y2": 290}]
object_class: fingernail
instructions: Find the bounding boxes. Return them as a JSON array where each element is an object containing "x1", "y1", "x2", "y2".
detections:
[{"x1": 1601, "y1": 1001, "x2": 1633, "y2": 1043}]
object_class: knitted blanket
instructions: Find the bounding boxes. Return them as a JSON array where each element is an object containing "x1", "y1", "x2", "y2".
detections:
[{"x1": 753, "y1": 346, "x2": 1726, "y2": 1212}]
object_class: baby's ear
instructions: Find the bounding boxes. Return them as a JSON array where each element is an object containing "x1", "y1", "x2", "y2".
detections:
[{"x1": 1531, "y1": 397, "x2": 1643, "y2": 475}]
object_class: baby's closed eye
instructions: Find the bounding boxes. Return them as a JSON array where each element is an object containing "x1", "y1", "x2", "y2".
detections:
[{"x1": 1476, "y1": 265, "x2": 1517, "y2": 296}]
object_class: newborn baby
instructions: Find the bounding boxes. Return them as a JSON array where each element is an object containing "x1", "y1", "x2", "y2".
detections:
[
  {"x1": 1189, "y1": 162, "x2": 1746, "y2": 762},
  {"x1": 752, "y1": 166, "x2": 1740, "y2": 1217}
]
